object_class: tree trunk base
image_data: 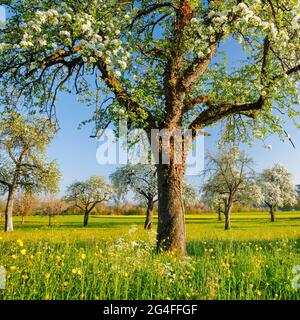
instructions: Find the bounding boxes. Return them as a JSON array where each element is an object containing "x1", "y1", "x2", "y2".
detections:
[{"x1": 156, "y1": 164, "x2": 187, "y2": 256}]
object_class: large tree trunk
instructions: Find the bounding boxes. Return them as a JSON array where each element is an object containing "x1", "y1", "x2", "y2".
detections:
[
  {"x1": 83, "y1": 211, "x2": 89, "y2": 227},
  {"x1": 270, "y1": 206, "x2": 276, "y2": 222},
  {"x1": 5, "y1": 188, "x2": 16, "y2": 232},
  {"x1": 156, "y1": 163, "x2": 186, "y2": 255},
  {"x1": 144, "y1": 198, "x2": 154, "y2": 230}
]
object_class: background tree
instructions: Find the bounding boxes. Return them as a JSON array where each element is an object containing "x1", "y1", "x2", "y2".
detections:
[
  {"x1": 202, "y1": 192, "x2": 224, "y2": 221},
  {"x1": 65, "y1": 176, "x2": 112, "y2": 227},
  {"x1": 110, "y1": 164, "x2": 158, "y2": 230},
  {"x1": 14, "y1": 192, "x2": 39, "y2": 225},
  {"x1": 39, "y1": 197, "x2": 69, "y2": 227},
  {"x1": 111, "y1": 164, "x2": 199, "y2": 229},
  {"x1": 202, "y1": 149, "x2": 262, "y2": 230},
  {"x1": 259, "y1": 164, "x2": 298, "y2": 222},
  {"x1": 183, "y1": 182, "x2": 199, "y2": 209},
  {"x1": 0, "y1": 197, "x2": 5, "y2": 225},
  {"x1": 1, "y1": 0, "x2": 300, "y2": 254},
  {"x1": 0, "y1": 111, "x2": 61, "y2": 232}
]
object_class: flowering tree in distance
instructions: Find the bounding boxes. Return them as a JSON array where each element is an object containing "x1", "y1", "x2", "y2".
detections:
[
  {"x1": 65, "y1": 176, "x2": 112, "y2": 227},
  {"x1": 0, "y1": 111, "x2": 61, "y2": 232},
  {"x1": 14, "y1": 192, "x2": 39, "y2": 225},
  {"x1": 259, "y1": 164, "x2": 298, "y2": 222},
  {"x1": 110, "y1": 164, "x2": 198, "y2": 230},
  {"x1": 202, "y1": 149, "x2": 262, "y2": 230},
  {"x1": 110, "y1": 164, "x2": 158, "y2": 230},
  {"x1": 0, "y1": 1, "x2": 300, "y2": 254}
]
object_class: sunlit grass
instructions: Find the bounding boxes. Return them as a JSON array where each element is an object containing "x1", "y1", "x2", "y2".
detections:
[{"x1": 0, "y1": 212, "x2": 300, "y2": 300}]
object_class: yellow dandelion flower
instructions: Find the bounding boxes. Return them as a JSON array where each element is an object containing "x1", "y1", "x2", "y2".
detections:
[
  {"x1": 10, "y1": 266, "x2": 17, "y2": 271},
  {"x1": 63, "y1": 281, "x2": 69, "y2": 287},
  {"x1": 80, "y1": 254, "x2": 86, "y2": 260},
  {"x1": 249, "y1": 284, "x2": 254, "y2": 289},
  {"x1": 124, "y1": 272, "x2": 129, "y2": 278},
  {"x1": 179, "y1": 276, "x2": 185, "y2": 281},
  {"x1": 20, "y1": 249, "x2": 27, "y2": 255},
  {"x1": 17, "y1": 239, "x2": 24, "y2": 247},
  {"x1": 208, "y1": 248, "x2": 214, "y2": 253},
  {"x1": 77, "y1": 269, "x2": 82, "y2": 275},
  {"x1": 256, "y1": 290, "x2": 262, "y2": 296},
  {"x1": 11, "y1": 255, "x2": 17, "y2": 259},
  {"x1": 72, "y1": 269, "x2": 78, "y2": 275},
  {"x1": 22, "y1": 274, "x2": 29, "y2": 281}
]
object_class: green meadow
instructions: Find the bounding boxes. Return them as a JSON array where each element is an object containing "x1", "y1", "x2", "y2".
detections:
[{"x1": 1, "y1": 212, "x2": 300, "y2": 300}]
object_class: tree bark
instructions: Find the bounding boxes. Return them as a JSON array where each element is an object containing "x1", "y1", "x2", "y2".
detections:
[
  {"x1": 224, "y1": 201, "x2": 232, "y2": 230},
  {"x1": 270, "y1": 206, "x2": 275, "y2": 222},
  {"x1": 144, "y1": 198, "x2": 154, "y2": 230},
  {"x1": 48, "y1": 215, "x2": 52, "y2": 227},
  {"x1": 83, "y1": 211, "x2": 89, "y2": 227},
  {"x1": 21, "y1": 216, "x2": 25, "y2": 225},
  {"x1": 5, "y1": 188, "x2": 15, "y2": 232},
  {"x1": 156, "y1": 163, "x2": 186, "y2": 255},
  {"x1": 217, "y1": 206, "x2": 222, "y2": 221},
  {"x1": 224, "y1": 211, "x2": 230, "y2": 230}
]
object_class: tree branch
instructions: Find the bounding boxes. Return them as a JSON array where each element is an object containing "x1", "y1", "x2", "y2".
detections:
[{"x1": 189, "y1": 97, "x2": 265, "y2": 131}]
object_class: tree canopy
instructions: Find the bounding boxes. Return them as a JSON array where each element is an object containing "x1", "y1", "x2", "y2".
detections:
[
  {"x1": 259, "y1": 163, "x2": 298, "y2": 221},
  {"x1": 0, "y1": 0, "x2": 299, "y2": 139},
  {"x1": 0, "y1": 111, "x2": 60, "y2": 194}
]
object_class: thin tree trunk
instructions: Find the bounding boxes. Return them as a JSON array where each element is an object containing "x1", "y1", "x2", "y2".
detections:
[
  {"x1": 144, "y1": 199, "x2": 154, "y2": 230},
  {"x1": 156, "y1": 163, "x2": 186, "y2": 255},
  {"x1": 224, "y1": 201, "x2": 232, "y2": 230},
  {"x1": 48, "y1": 215, "x2": 52, "y2": 227},
  {"x1": 5, "y1": 188, "x2": 15, "y2": 232},
  {"x1": 21, "y1": 216, "x2": 25, "y2": 225},
  {"x1": 224, "y1": 211, "x2": 231, "y2": 230},
  {"x1": 83, "y1": 211, "x2": 89, "y2": 227},
  {"x1": 218, "y1": 206, "x2": 222, "y2": 221},
  {"x1": 270, "y1": 206, "x2": 275, "y2": 222}
]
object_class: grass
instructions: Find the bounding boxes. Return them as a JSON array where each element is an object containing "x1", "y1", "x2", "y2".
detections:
[{"x1": 0, "y1": 212, "x2": 300, "y2": 300}]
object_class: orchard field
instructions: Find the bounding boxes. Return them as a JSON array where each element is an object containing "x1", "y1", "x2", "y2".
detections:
[{"x1": 1, "y1": 212, "x2": 300, "y2": 300}]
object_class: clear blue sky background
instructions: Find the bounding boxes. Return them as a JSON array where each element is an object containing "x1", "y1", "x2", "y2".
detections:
[{"x1": 1, "y1": 6, "x2": 299, "y2": 195}]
